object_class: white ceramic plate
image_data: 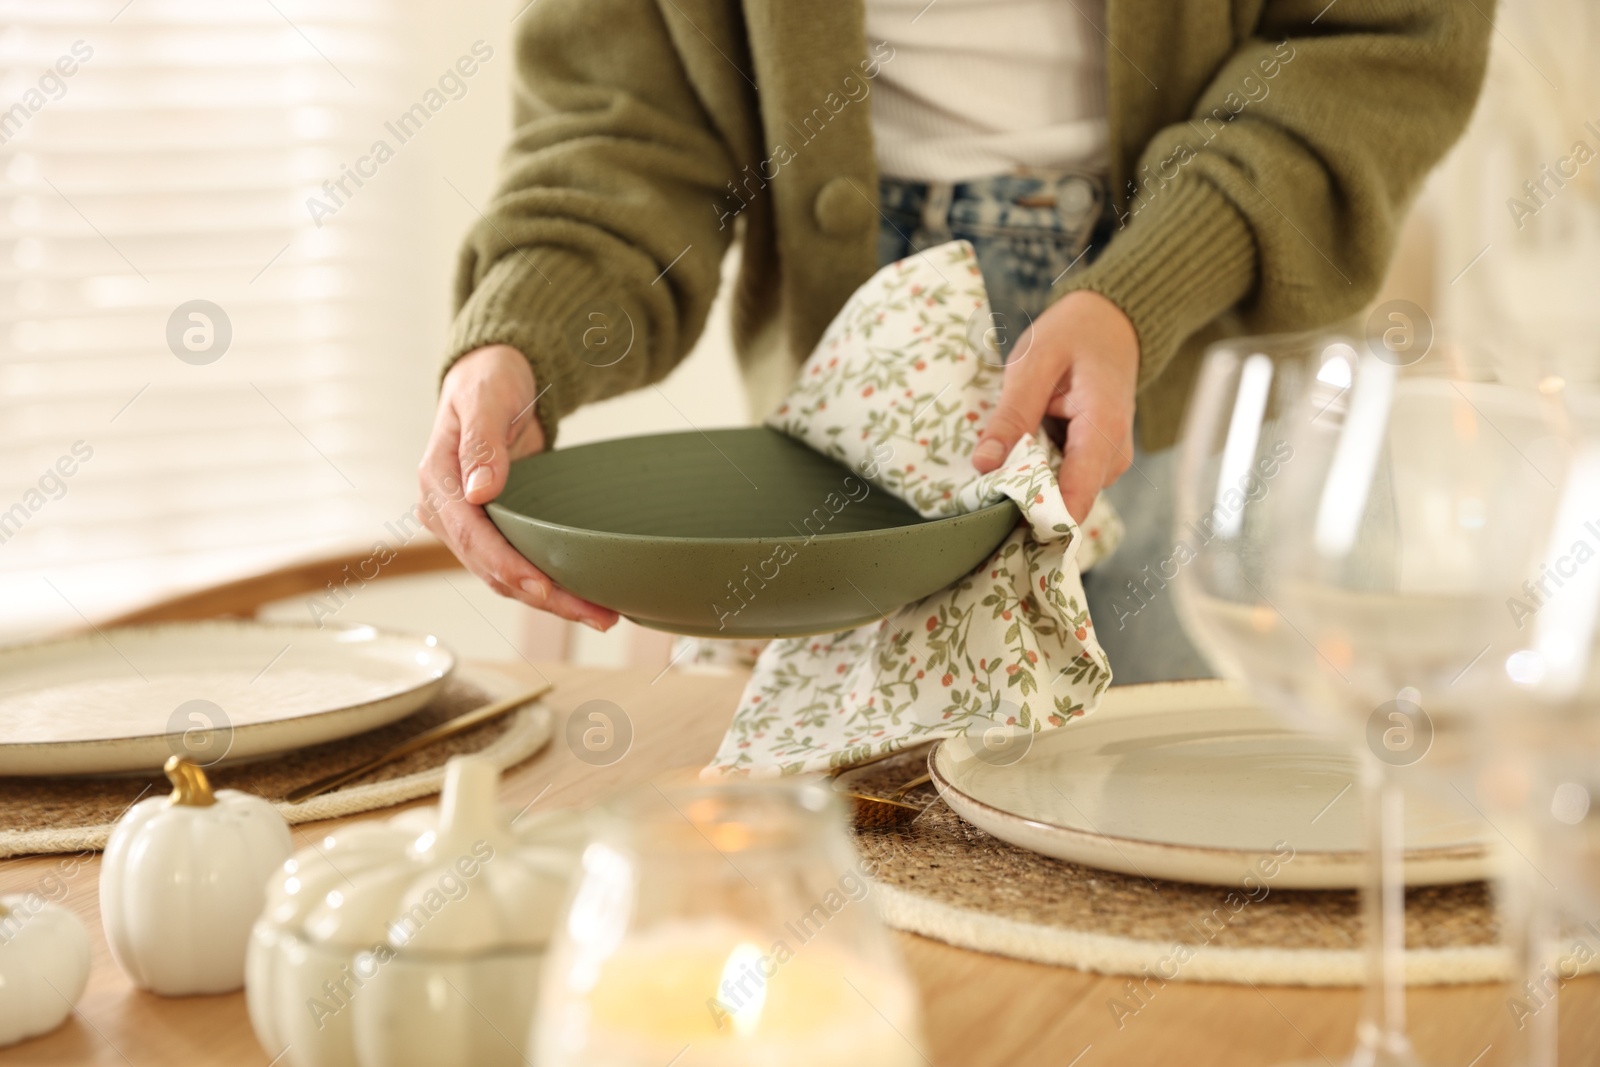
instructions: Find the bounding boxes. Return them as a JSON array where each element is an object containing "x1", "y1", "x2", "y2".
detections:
[
  {"x1": 0, "y1": 621, "x2": 455, "y2": 775},
  {"x1": 929, "y1": 680, "x2": 1490, "y2": 889}
]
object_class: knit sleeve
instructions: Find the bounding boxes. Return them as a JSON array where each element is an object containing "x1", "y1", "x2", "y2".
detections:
[
  {"x1": 1059, "y1": 0, "x2": 1495, "y2": 391},
  {"x1": 445, "y1": 0, "x2": 745, "y2": 446}
]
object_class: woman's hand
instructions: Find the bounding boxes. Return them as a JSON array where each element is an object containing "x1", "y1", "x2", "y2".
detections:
[
  {"x1": 418, "y1": 344, "x2": 619, "y2": 630},
  {"x1": 971, "y1": 290, "x2": 1140, "y2": 524}
]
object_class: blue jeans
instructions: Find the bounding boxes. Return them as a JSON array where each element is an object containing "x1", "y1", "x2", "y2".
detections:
[
  {"x1": 877, "y1": 173, "x2": 1108, "y2": 358},
  {"x1": 876, "y1": 173, "x2": 1215, "y2": 685}
]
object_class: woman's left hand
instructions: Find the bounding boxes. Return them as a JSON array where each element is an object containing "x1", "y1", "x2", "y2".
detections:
[{"x1": 970, "y1": 289, "x2": 1140, "y2": 523}]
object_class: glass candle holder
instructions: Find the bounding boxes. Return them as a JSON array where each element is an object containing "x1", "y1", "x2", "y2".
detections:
[{"x1": 534, "y1": 777, "x2": 924, "y2": 1067}]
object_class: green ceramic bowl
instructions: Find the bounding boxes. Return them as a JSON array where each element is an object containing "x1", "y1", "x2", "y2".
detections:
[{"x1": 487, "y1": 428, "x2": 1019, "y2": 638}]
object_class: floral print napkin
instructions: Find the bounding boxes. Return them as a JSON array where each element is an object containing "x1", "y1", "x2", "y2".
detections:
[{"x1": 705, "y1": 241, "x2": 1123, "y2": 777}]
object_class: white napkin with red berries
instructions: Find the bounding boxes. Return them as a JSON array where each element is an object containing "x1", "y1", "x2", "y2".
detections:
[{"x1": 705, "y1": 241, "x2": 1122, "y2": 777}]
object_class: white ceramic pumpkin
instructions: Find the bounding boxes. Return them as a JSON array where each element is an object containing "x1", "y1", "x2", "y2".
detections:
[
  {"x1": 246, "y1": 756, "x2": 586, "y2": 1067},
  {"x1": 0, "y1": 893, "x2": 90, "y2": 1047},
  {"x1": 101, "y1": 756, "x2": 291, "y2": 995}
]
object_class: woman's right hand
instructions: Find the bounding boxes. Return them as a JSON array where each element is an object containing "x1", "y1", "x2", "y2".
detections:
[{"x1": 418, "y1": 344, "x2": 619, "y2": 630}]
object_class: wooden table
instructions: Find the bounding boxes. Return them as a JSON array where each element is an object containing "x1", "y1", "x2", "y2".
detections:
[{"x1": 3, "y1": 662, "x2": 1596, "y2": 1067}]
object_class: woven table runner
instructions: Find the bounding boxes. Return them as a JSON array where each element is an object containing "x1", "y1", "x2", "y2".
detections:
[
  {"x1": 0, "y1": 665, "x2": 551, "y2": 858},
  {"x1": 842, "y1": 745, "x2": 1589, "y2": 987}
]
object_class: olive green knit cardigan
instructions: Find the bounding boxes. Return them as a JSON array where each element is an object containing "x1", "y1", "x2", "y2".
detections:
[{"x1": 446, "y1": 0, "x2": 1493, "y2": 450}]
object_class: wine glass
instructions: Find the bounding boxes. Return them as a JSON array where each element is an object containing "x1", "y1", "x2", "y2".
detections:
[
  {"x1": 1174, "y1": 333, "x2": 1558, "y2": 1066},
  {"x1": 1485, "y1": 384, "x2": 1600, "y2": 1066},
  {"x1": 534, "y1": 777, "x2": 924, "y2": 1067}
]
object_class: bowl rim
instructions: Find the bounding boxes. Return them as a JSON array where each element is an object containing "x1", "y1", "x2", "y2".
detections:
[
  {"x1": 486, "y1": 496, "x2": 1021, "y2": 547},
  {"x1": 488, "y1": 426, "x2": 1025, "y2": 546}
]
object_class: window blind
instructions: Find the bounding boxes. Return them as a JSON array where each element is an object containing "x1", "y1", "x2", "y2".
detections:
[{"x1": 0, "y1": 0, "x2": 437, "y2": 642}]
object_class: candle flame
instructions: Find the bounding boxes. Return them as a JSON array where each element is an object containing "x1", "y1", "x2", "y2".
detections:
[{"x1": 717, "y1": 942, "x2": 768, "y2": 1037}]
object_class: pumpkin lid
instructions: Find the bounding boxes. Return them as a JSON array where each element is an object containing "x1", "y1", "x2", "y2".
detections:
[{"x1": 261, "y1": 756, "x2": 586, "y2": 955}]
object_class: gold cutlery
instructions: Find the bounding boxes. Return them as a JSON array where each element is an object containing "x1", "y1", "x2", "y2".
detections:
[
  {"x1": 839, "y1": 771, "x2": 934, "y2": 830},
  {"x1": 283, "y1": 682, "x2": 553, "y2": 803}
]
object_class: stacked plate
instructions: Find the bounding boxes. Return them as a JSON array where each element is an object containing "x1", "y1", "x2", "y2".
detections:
[
  {"x1": 0, "y1": 621, "x2": 453, "y2": 776},
  {"x1": 928, "y1": 680, "x2": 1490, "y2": 889}
]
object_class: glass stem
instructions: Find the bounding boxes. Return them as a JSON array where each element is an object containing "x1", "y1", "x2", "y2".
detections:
[
  {"x1": 1501, "y1": 814, "x2": 1559, "y2": 1067},
  {"x1": 1356, "y1": 752, "x2": 1412, "y2": 1064}
]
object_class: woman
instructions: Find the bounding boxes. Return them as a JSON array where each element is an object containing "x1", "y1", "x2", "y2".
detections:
[{"x1": 417, "y1": 0, "x2": 1492, "y2": 681}]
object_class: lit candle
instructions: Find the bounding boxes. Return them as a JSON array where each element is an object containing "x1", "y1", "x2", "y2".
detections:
[{"x1": 541, "y1": 918, "x2": 924, "y2": 1067}]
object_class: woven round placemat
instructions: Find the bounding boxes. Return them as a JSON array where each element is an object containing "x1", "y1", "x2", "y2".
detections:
[
  {"x1": 842, "y1": 745, "x2": 1561, "y2": 987},
  {"x1": 0, "y1": 665, "x2": 551, "y2": 859}
]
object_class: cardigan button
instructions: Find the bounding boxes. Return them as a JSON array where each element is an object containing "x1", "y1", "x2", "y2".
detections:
[{"x1": 813, "y1": 177, "x2": 873, "y2": 237}]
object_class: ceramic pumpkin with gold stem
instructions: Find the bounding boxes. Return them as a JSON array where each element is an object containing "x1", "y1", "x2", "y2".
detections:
[{"x1": 100, "y1": 755, "x2": 291, "y2": 995}]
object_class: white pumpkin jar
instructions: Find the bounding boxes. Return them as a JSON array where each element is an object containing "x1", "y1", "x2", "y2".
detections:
[
  {"x1": 246, "y1": 756, "x2": 585, "y2": 1067},
  {"x1": 0, "y1": 893, "x2": 90, "y2": 1047},
  {"x1": 101, "y1": 756, "x2": 292, "y2": 995}
]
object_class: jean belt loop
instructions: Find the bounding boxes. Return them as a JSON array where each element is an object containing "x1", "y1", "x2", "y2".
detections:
[{"x1": 920, "y1": 180, "x2": 954, "y2": 236}]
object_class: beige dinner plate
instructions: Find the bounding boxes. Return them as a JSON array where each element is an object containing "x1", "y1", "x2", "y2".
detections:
[
  {"x1": 0, "y1": 620, "x2": 454, "y2": 776},
  {"x1": 929, "y1": 679, "x2": 1491, "y2": 889}
]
